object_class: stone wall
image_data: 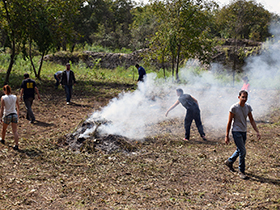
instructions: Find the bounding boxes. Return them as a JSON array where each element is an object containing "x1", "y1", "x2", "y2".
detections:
[
  {"x1": 43, "y1": 39, "x2": 262, "y2": 70},
  {"x1": 43, "y1": 49, "x2": 148, "y2": 69}
]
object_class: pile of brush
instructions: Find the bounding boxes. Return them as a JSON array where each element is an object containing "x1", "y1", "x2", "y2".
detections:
[{"x1": 62, "y1": 119, "x2": 137, "y2": 154}]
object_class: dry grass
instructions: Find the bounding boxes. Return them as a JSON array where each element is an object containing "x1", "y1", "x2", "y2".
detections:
[{"x1": 0, "y1": 82, "x2": 279, "y2": 210}]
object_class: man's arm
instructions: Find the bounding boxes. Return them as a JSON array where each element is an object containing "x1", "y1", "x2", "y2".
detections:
[
  {"x1": 225, "y1": 112, "x2": 234, "y2": 144},
  {"x1": 72, "y1": 71, "x2": 76, "y2": 84},
  {"x1": 165, "y1": 100, "x2": 180, "y2": 117},
  {"x1": 248, "y1": 112, "x2": 261, "y2": 140},
  {"x1": 20, "y1": 88, "x2": 24, "y2": 101},
  {"x1": 35, "y1": 87, "x2": 41, "y2": 100},
  {"x1": 60, "y1": 71, "x2": 65, "y2": 85},
  {"x1": 191, "y1": 96, "x2": 199, "y2": 106}
]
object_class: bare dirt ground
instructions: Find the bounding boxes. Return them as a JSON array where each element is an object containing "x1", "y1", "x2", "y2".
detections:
[{"x1": 0, "y1": 82, "x2": 279, "y2": 209}]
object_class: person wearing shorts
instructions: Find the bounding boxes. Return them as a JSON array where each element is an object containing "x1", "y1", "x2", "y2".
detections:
[{"x1": 0, "y1": 85, "x2": 20, "y2": 150}]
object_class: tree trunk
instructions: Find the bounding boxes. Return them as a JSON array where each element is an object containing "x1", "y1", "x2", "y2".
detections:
[
  {"x1": 3, "y1": 0, "x2": 15, "y2": 85},
  {"x1": 233, "y1": 37, "x2": 237, "y2": 86},
  {"x1": 29, "y1": 41, "x2": 38, "y2": 78},
  {"x1": 37, "y1": 53, "x2": 45, "y2": 80},
  {"x1": 4, "y1": 42, "x2": 15, "y2": 85},
  {"x1": 161, "y1": 52, "x2": 166, "y2": 79},
  {"x1": 175, "y1": 44, "x2": 181, "y2": 82},
  {"x1": 171, "y1": 57, "x2": 175, "y2": 81}
]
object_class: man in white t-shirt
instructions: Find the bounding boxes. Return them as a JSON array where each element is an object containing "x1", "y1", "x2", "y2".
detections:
[{"x1": 225, "y1": 90, "x2": 261, "y2": 179}]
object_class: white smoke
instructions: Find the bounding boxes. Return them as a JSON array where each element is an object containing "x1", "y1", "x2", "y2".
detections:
[
  {"x1": 83, "y1": 24, "x2": 280, "y2": 140},
  {"x1": 87, "y1": 74, "x2": 182, "y2": 139}
]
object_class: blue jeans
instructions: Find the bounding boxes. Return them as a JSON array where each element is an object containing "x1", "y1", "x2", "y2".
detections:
[
  {"x1": 228, "y1": 131, "x2": 247, "y2": 173},
  {"x1": 54, "y1": 74, "x2": 60, "y2": 88},
  {"x1": 64, "y1": 85, "x2": 73, "y2": 102}
]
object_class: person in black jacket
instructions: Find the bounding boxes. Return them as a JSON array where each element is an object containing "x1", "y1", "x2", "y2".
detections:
[
  {"x1": 165, "y1": 88, "x2": 206, "y2": 141},
  {"x1": 135, "y1": 64, "x2": 146, "y2": 82},
  {"x1": 20, "y1": 73, "x2": 41, "y2": 123},
  {"x1": 60, "y1": 63, "x2": 76, "y2": 105}
]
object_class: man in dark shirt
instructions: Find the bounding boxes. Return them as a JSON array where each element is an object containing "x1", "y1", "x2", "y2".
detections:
[
  {"x1": 135, "y1": 64, "x2": 146, "y2": 82},
  {"x1": 165, "y1": 88, "x2": 206, "y2": 141},
  {"x1": 61, "y1": 63, "x2": 76, "y2": 105},
  {"x1": 20, "y1": 73, "x2": 41, "y2": 123}
]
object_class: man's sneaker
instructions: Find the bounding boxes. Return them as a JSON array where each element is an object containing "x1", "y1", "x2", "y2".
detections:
[
  {"x1": 224, "y1": 160, "x2": 235, "y2": 172},
  {"x1": 66, "y1": 102, "x2": 70, "y2": 105},
  {"x1": 239, "y1": 171, "x2": 247, "y2": 179},
  {"x1": 0, "y1": 139, "x2": 5, "y2": 144},
  {"x1": 13, "y1": 145, "x2": 19, "y2": 151},
  {"x1": 202, "y1": 136, "x2": 207, "y2": 141},
  {"x1": 183, "y1": 138, "x2": 189, "y2": 141}
]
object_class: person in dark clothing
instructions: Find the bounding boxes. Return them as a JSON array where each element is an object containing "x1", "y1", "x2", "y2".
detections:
[
  {"x1": 165, "y1": 88, "x2": 206, "y2": 141},
  {"x1": 54, "y1": 71, "x2": 62, "y2": 89},
  {"x1": 20, "y1": 73, "x2": 41, "y2": 123},
  {"x1": 135, "y1": 64, "x2": 146, "y2": 82},
  {"x1": 60, "y1": 63, "x2": 76, "y2": 105}
]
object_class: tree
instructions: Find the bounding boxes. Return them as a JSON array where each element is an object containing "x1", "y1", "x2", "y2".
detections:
[
  {"x1": 91, "y1": 0, "x2": 134, "y2": 49},
  {"x1": 130, "y1": 4, "x2": 159, "y2": 50},
  {"x1": 24, "y1": 0, "x2": 83, "y2": 79},
  {"x1": 215, "y1": 0, "x2": 272, "y2": 41},
  {"x1": 150, "y1": 0, "x2": 217, "y2": 81},
  {"x1": 0, "y1": 0, "x2": 28, "y2": 84},
  {"x1": 0, "y1": 0, "x2": 83, "y2": 82}
]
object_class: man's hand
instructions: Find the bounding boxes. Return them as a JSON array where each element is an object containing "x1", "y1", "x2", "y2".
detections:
[
  {"x1": 257, "y1": 132, "x2": 261, "y2": 140},
  {"x1": 165, "y1": 111, "x2": 168, "y2": 117},
  {"x1": 225, "y1": 136, "x2": 230, "y2": 145}
]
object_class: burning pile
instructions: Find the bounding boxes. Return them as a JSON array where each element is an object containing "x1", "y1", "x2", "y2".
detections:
[{"x1": 62, "y1": 119, "x2": 137, "y2": 154}]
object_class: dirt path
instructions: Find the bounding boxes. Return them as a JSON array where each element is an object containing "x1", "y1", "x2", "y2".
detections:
[{"x1": 0, "y1": 84, "x2": 279, "y2": 209}]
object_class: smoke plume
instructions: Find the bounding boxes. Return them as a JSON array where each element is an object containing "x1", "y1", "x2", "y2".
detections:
[{"x1": 82, "y1": 24, "x2": 280, "y2": 140}]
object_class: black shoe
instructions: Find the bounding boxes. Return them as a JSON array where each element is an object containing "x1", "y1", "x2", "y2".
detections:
[
  {"x1": 202, "y1": 136, "x2": 207, "y2": 141},
  {"x1": 225, "y1": 160, "x2": 235, "y2": 172},
  {"x1": 13, "y1": 145, "x2": 19, "y2": 150},
  {"x1": 30, "y1": 119, "x2": 35, "y2": 124},
  {"x1": 0, "y1": 139, "x2": 5, "y2": 144}
]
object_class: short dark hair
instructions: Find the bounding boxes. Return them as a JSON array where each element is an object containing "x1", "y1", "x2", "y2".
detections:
[
  {"x1": 3, "y1": 85, "x2": 11, "y2": 94},
  {"x1": 176, "y1": 88, "x2": 183, "y2": 94},
  {"x1": 135, "y1": 64, "x2": 139, "y2": 68},
  {"x1": 239, "y1": 90, "x2": 248, "y2": 96},
  {"x1": 24, "y1": 73, "x2": 29, "y2": 78}
]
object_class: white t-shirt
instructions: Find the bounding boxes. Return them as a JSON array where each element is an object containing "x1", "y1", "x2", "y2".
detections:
[
  {"x1": 55, "y1": 71, "x2": 62, "y2": 76},
  {"x1": 2, "y1": 94, "x2": 17, "y2": 117},
  {"x1": 66, "y1": 70, "x2": 70, "y2": 83},
  {"x1": 230, "y1": 102, "x2": 252, "y2": 132}
]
